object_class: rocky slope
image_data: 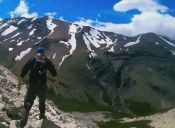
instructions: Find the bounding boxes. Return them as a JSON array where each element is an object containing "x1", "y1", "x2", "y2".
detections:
[
  {"x1": 122, "y1": 107, "x2": 175, "y2": 128},
  {"x1": 0, "y1": 65, "x2": 111, "y2": 128}
]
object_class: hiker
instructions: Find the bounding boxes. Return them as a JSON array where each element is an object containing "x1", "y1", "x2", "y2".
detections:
[{"x1": 16, "y1": 47, "x2": 59, "y2": 128}]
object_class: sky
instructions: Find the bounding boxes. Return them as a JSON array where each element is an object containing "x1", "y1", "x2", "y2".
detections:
[{"x1": 0, "y1": 0, "x2": 175, "y2": 39}]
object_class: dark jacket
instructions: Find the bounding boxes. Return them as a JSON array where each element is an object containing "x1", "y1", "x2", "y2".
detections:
[{"x1": 20, "y1": 56, "x2": 57, "y2": 86}]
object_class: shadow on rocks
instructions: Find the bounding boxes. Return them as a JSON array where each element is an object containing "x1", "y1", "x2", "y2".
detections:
[{"x1": 41, "y1": 119, "x2": 61, "y2": 128}]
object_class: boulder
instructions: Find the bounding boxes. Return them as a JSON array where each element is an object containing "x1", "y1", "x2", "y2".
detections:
[
  {"x1": 0, "y1": 113, "x2": 10, "y2": 124},
  {"x1": 0, "y1": 102, "x2": 5, "y2": 111},
  {"x1": 5, "y1": 103, "x2": 24, "y2": 120},
  {"x1": 0, "y1": 122, "x2": 9, "y2": 128},
  {"x1": 2, "y1": 95, "x2": 9, "y2": 103}
]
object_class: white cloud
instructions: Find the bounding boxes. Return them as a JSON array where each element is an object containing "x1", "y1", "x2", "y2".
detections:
[
  {"x1": 74, "y1": 18, "x2": 95, "y2": 26},
  {"x1": 113, "y1": 0, "x2": 168, "y2": 13},
  {"x1": 75, "y1": 0, "x2": 175, "y2": 40},
  {"x1": 0, "y1": 18, "x2": 2, "y2": 21},
  {"x1": 44, "y1": 12, "x2": 57, "y2": 18},
  {"x1": 97, "y1": 12, "x2": 175, "y2": 39},
  {"x1": 59, "y1": 16, "x2": 64, "y2": 20},
  {"x1": 59, "y1": 16, "x2": 67, "y2": 22},
  {"x1": 10, "y1": 0, "x2": 38, "y2": 18}
]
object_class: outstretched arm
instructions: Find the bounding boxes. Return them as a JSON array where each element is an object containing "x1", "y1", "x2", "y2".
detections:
[{"x1": 47, "y1": 59, "x2": 59, "y2": 86}]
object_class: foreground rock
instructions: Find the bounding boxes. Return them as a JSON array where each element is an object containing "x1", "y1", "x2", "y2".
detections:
[{"x1": 0, "y1": 65, "x2": 111, "y2": 128}]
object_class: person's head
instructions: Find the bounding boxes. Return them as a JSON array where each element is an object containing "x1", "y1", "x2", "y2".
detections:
[{"x1": 36, "y1": 47, "x2": 45, "y2": 58}]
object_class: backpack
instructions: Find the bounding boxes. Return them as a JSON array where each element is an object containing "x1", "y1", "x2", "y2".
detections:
[{"x1": 32, "y1": 56, "x2": 48, "y2": 76}]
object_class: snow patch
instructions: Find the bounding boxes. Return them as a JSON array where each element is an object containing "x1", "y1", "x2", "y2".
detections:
[
  {"x1": 156, "y1": 42, "x2": 159, "y2": 45},
  {"x1": 34, "y1": 37, "x2": 46, "y2": 45},
  {"x1": 58, "y1": 55, "x2": 70, "y2": 69},
  {"x1": 125, "y1": 48, "x2": 129, "y2": 52},
  {"x1": 69, "y1": 24, "x2": 82, "y2": 33},
  {"x1": 159, "y1": 36, "x2": 175, "y2": 47},
  {"x1": 53, "y1": 53, "x2": 56, "y2": 59},
  {"x1": 15, "y1": 48, "x2": 32, "y2": 61},
  {"x1": 83, "y1": 35, "x2": 93, "y2": 52},
  {"x1": 114, "y1": 38, "x2": 118, "y2": 43},
  {"x1": 0, "y1": 23, "x2": 8, "y2": 29},
  {"x1": 69, "y1": 24, "x2": 78, "y2": 33},
  {"x1": 11, "y1": 32, "x2": 20, "y2": 38},
  {"x1": 84, "y1": 32, "x2": 100, "y2": 48},
  {"x1": 103, "y1": 33, "x2": 115, "y2": 47},
  {"x1": 108, "y1": 44, "x2": 117, "y2": 53},
  {"x1": 89, "y1": 29, "x2": 101, "y2": 39},
  {"x1": 37, "y1": 37, "x2": 42, "y2": 39},
  {"x1": 58, "y1": 24, "x2": 78, "y2": 69},
  {"x1": 3, "y1": 38, "x2": 9, "y2": 42},
  {"x1": 60, "y1": 41, "x2": 70, "y2": 48},
  {"x1": 90, "y1": 52, "x2": 97, "y2": 58},
  {"x1": 17, "y1": 41, "x2": 24, "y2": 46},
  {"x1": 68, "y1": 33, "x2": 76, "y2": 55},
  {"x1": 29, "y1": 29, "x2": 36, "y2": 36},
  {"x1": 1, "y1": 25, "x2": 18, "y2": 36},
  {"x1": 17, "y1": 39, "x2": 30, "y2": 46},
  {"x1": 86, "y1": 64, "x2": 91, "y2": 70},
  {"x1": 90, "y1": 28, "x2": 114, "y2": 47},
  {"x1": 170, "y1": 50, "x2": 175, "y2": 55},
  {"x1": 17, "y1": 38, "x2": 21, "y2": 42},
  {"x1": 83, "y1": 28, "x2": 115, "y2": 49},
  {"x1": 83, "y1": 34, "x2": 96, "y2": 56},
  {"x1": 17, "y1": 19, "x2": 25, "y2": 25},
  {"x1": 83, "y1": 29, "x2": 116, "y2": 57},
  {"x1": 46, "y1": 18, "x2": 57, "y2": 35},
  {"x1": 124, "y1": 36, "x2": 141, "y2": 47},
  {"x1": 9, "y1": 39, "x2": 15, "y2": 42},
  {"x1": 68, "y1": 24, "x2": 77, "y2": 55},
  {"x1": 35, "y1": 18, "x2": 58, "y2": 45},
  {"x1": 31, "y1": 17, "x2": 36, "y2": 22},
  {"x1": 28, "y1": 25, "x2": 33, "y2": 29},
  {"x1": 9, "y1": 48, "x2": 13, "y2": 51}
]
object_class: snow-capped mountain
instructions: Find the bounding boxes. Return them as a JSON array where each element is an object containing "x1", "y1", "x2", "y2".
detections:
[
  {"x1": 1, "y1": 16, "x2": 174, "y2": 65},
  {"x1": 1, "y1": 16, "x2": 175, "y2": 115}
]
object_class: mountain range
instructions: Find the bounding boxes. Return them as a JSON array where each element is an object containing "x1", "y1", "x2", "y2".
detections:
[{"x1": 0, "y1": 16, "x2": 175, "y2": 116}]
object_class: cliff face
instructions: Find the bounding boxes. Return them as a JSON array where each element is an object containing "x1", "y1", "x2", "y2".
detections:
[{"x1": 0, "y1": 65, "x2": 110, "y2": 128}]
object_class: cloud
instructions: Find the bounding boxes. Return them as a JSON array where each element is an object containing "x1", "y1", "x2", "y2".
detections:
[
  {"x1": 75, "y1": 0, "x2": 175, "y2": 40},
  {"x1": 59, "y1": 16, "x2": 67, "y2": 21},
  {"x1": 0, "y1": 18, "x2": 2, "y2": 21},
  {"x1": 74, "y1": 18, "x2": 95, "y2": 26},
  {"x1": 97, "y1": 12, "x2": 175, "y2": 39},
  {"x1": 10, "y1": 0, "x2": 38, "y2": 18},
  {"x1": 44, "y1": 12, "x2": 57, "y2": 18},
  {"x1": 113, "y1": 0, "x2": 168, "y2": 13}
]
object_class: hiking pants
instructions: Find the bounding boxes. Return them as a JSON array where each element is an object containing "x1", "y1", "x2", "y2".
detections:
[{"x1": 20, "y1": 84, "x2": 47, "y2": 127}]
